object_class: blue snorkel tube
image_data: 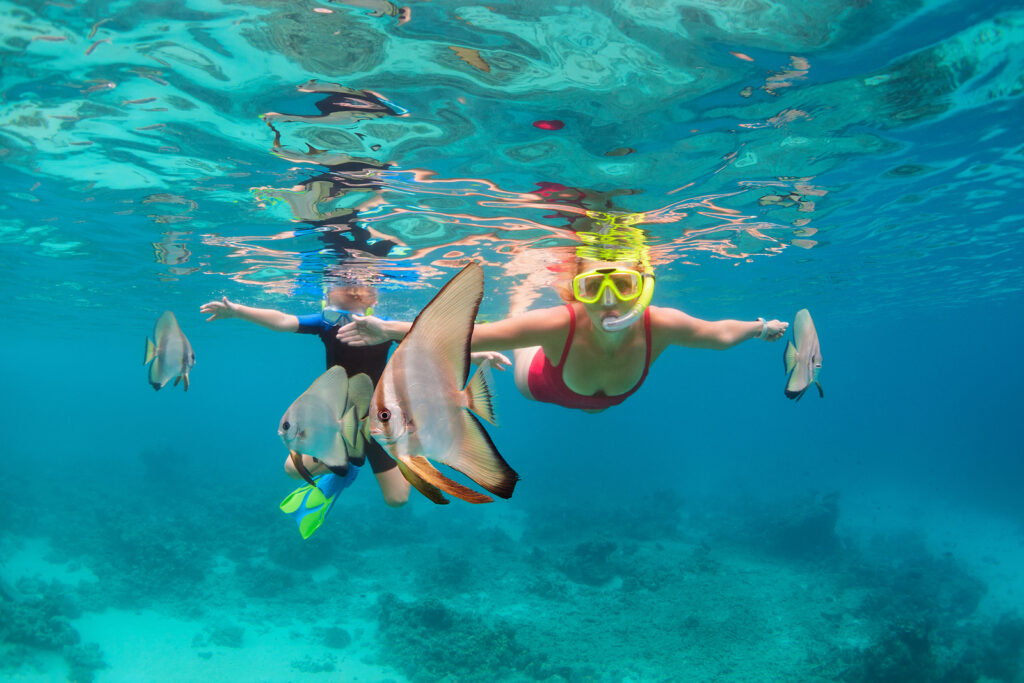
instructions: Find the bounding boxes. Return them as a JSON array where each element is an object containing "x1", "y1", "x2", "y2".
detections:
[{"x1": 601, "y1": 274, "x2": 655, "y2": 332}]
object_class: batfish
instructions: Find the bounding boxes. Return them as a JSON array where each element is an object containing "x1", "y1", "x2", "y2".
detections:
[
  {"x1": 368, "y1": 262, "x2": 518, "y2": 505},
  {"x1": 783, "y1": 308, "x2": 823, "y2": 401},
  {"x1": 144, "y1": 311, "x2": 195, "y2": 391},
  {"x1": 279, "y1": 367, "x2": 373, "y2": 486}
]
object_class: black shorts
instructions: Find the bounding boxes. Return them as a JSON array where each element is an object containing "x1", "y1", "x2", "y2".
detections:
[{"x1": 363, "y1": 437, "x2": 395, "y2": 474}]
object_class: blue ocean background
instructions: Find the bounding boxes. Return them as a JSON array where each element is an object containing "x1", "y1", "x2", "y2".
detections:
[{"x1": 2, "y1": 0, "x2": 1024, "y2": 680}]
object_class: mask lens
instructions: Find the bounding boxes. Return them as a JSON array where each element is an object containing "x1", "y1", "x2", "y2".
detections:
[
  {"x1": 584, "y1": 274, "x2": 608, "y2": 301},
  {"x1": 322, "y1": 307, "x2": 350, "y2": 326},
  {"x1": 609, "y1": 272, "x2": 640, "y2": 300}
]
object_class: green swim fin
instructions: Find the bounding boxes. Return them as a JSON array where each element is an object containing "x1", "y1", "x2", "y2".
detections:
[{"x1": 279, "y1": 467, "x2": 359, "y2": 539}]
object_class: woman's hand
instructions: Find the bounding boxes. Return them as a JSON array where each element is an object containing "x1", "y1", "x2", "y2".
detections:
[
  {"x1": 336, "y1": 315, "x2": 389, "y2": 346},
  {"x1": 200, "y1": 296, "x2": 238, "y2": 322},
  {"x1": 470, "y1": 351, "x2": 511, "y2": 371},
  {"x1": 762, "y1": 319, "x2": 788, "y2": 341}
]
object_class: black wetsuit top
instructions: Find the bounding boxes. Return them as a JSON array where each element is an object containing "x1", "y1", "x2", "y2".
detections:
[
  {"x1": 296, "y1": 313, "x2": 395, "y2": 472},
  {"x1": 296, "y1": 313, "x2": 393, "y2": 385}
]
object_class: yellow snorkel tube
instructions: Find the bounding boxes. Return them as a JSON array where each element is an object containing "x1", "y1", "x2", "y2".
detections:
[{"x1": 600, "y1": 273, "x2": 655, "y2": 332}]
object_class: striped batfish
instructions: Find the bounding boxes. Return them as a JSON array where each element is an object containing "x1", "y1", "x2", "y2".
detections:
[
  {"x1": 783, "y1": 308, "x2": 823, "y2": 401},
  {"x1": 144, "y1": 311, "x2": 195, "y2": 391},
  {"x1": 279, "y1": 367, "x2": 373, "y2": 487},
  {"x1": 368, "y1": 262, "x2": 519, "y2": 504}
]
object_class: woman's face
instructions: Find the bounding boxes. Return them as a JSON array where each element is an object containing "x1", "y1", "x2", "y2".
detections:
[{"x1": 575, "y1": 261, "x2": 644, "y2": 330}]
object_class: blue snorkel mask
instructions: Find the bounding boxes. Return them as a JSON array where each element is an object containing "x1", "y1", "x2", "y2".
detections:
[{"x1": 321, "y1": 306, "x2": 353, "y2": 327}]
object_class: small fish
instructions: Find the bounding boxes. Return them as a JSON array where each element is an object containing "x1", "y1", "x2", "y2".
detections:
[
  {"x1": 144, "y1": 311, "x2": 195, "y2": 391},
  {"x1": 368, "y1": 262, "x2": 518, "y2": 505},
  {"x1": 279, "y1": 367, "x2": 373, "y2": 486},
  {"x1": 783, "y1": 309, "x2": 823, "y2": 401}
]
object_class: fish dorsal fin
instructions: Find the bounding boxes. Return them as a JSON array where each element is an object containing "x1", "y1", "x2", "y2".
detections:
[
  {"x1": 792, "y1": 308, "x2": 810, "y2": 342},
  {"x1": 464, "y1": 364, "x2": 497, "y2": 425},
  {"x1": 305, "y1": 366, "x2": 350, "y2": 418},
  {"x1": 401, "y1": 455, "x2": 492, "y2": 504},
  {"x1": 347, "y1": 373, "x2": 374, "y2": 420},
  {"x1": 448, "y1": 412, "x2": 518, "y2": 499},
  {"x1": 784, "y1": 341, "x2": 797, "y2": 374},
  {"x1": 153, "y1": 311, "x2": 180, "y2": 339},
  {"x1": 395, "y1": 458, "x2": 451, "y2": 505},
  {"x1": 403, "y1": 262, "x2": 483, "y2": 389}
]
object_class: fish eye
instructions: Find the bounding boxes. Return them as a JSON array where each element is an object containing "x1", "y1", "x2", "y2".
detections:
[
  {"x1": 282, "y1": 420, "x2": 291, "y2": 431},
  {"x1": 378, "y1": 409, "x2": 391, "y2": 422}
]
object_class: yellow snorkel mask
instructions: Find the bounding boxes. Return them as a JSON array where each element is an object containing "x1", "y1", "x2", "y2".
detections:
[{"x1": 572, "y1": 268, "x2": 645, "y2": 304}]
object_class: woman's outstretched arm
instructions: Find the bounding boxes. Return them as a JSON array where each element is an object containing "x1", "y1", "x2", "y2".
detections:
[
  {"x1": 651, "y1": 306, "x2": 788, "y2": 350},
  {"x1": 336, "y1": 306, "x2": 569, "y2": 354}
]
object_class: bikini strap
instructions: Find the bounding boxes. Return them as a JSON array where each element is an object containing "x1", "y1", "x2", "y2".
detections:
[
  {"x1": 631, "y1": 307, "x2": 654, "y2": 390},
  {"x1": 555, "y1": 304, "x2": 576, "y2": 368}
]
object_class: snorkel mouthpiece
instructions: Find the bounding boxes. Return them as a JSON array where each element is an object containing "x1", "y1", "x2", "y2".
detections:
[{"x1": 601, "y1": 274, "x2": 655, "y2": 332}]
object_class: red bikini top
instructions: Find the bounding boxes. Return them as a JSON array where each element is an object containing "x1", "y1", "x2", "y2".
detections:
[{"x1": 527, "y1": 305, "x2": 652, "y2": 410}]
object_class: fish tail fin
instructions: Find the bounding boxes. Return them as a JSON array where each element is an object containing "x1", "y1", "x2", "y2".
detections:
[
  {"x1": 144, "y1": 337, "x2": 156, "y2": 365},
  {"x1": 401, "y1": 456, "x2": 492, "y2": 504},
  {"x1": 464, "y1": 363, "x2": 497, "y2": 425},
  {"x1": 449, "y1": 411, "x2": 518, "y2": 499},
  {"x1": 783, "y1": 341, "x2": 797, "y2": 374},
  {"x1": 395, "y1": 458, "x2": 451, "y2": 505}
]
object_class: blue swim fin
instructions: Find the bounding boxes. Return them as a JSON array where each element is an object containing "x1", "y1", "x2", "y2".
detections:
[{"x1": 279, "y1": 466, "x2": 359, "y2": 539}]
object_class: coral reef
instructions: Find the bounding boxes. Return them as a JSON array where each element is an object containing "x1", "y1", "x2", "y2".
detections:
[
  {"x1": 5, "y1": 459, "x2": 1023, "y2": 682},
  {"x1": 321, "y1": 626, "x2": 352, "y2": 650},
  {"x1": 557, "y1": 539, "x2": 621, "y2": 586},
  {"x1": 832, "y1": 531, "x2": 1024, "y2": 682},
  {"x1": 192, "y1": 622, "x2": 245, "y2": 649},
  {"x1": 291, "y1": 654, "x2": 336, "y2": 673},
  {"x1": 376, "y1": 593, "x2": 553, "y2": 682},
  {"x1": 0, "y1": 580, "x2": 106, "y2": 683}
]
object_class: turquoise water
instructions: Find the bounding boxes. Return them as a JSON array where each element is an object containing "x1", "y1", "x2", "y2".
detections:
[{"x1": 2, "y1": 0, "x2": 1024, "y2": 680}]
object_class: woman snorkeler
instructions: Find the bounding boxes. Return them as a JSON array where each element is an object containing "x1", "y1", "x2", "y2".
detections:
[{"x1": 337, "y1": 257, "x2": 789, "y2": 413}]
